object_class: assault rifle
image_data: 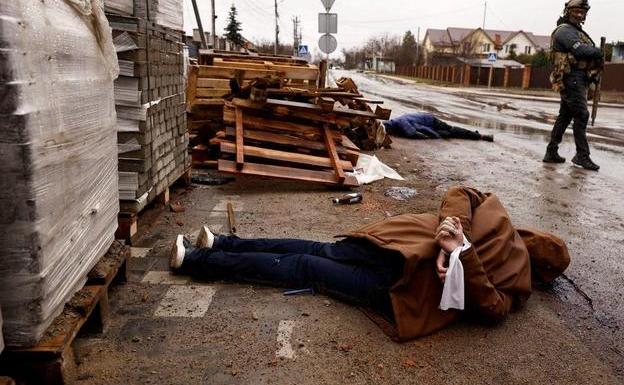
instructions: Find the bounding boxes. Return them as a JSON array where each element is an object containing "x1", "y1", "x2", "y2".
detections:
[{"x1": 591, "y1": 37, "x2": 607, "y2": 126}]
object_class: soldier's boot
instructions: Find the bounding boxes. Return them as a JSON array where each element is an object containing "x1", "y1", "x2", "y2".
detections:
[
  {"x1": 572, "y1": 154, "x2": 600, "y2": 171},
  {"x1": 543, "y1": 148, "x2": 566, "y2": 163},
  {"x1": 480, "y1": 134, "x2": 494, "y2": 142}
]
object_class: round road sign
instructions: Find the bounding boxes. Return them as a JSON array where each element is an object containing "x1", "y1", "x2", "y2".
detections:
[{"x1": 319, "y1": 33, "x2": 337, "y2": 54}]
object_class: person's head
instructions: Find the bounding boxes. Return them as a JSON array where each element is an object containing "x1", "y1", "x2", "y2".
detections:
[
  {"x1": 564, "y1": 0, "x2": 590, "y2": 25},
  {"x1": 516, "y1": 228, "x2": 570, "y2": 283}
]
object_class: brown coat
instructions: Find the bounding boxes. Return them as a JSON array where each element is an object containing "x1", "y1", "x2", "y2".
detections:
[{"x1": 345, "y1": 186, "x2": 570, "y2": 341}]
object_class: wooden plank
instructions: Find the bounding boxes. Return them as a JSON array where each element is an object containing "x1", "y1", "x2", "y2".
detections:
[
  {"x1": 197, "y1": 78, "x2": 231, "y2": 88},
  {"x1": 198, "y1": 65, "x2": 280, "y2": 79},
  {"x1": 218, "y1": 159, "x2": 359, "y2": 187},
  {"x1": 224, "y1": 127, "x2": 359, "y2": 165},
  {"x1": 196, "y1": 88, "x2": 230, "y2": 98},
  {"x1": 322, "y1": 124, "x2": 345, "y2": 183},
  {"x1": 230, "y1": 98, "x2": 351, "y2": 126},
  {"x1": 340, "y1": 135, "x2": 360, "y2": 152},
  {"x1": 266, "y1": 99, "x2": 379, "y2": 119},
  {"x1": 223, "y1": 107, "x2": 342, "y2": 141},
  {"x1": 220, "y1": 141, "x2": 354, "y2": 170},
  {"x1": 375, "y1": 105, "x2": 392, "y2": 120},
  {"x1": 191, "y1": 98, "x2": 226, "y2": 106},
  {"x1": 186, "y1": 65, "x2": 198, "y2": 108},
  {"x1": 235, "y1": 107, "x2": 244, "y2": 170},
  {"x1": 199, "y1": 50, "x2": 311, "y2": 65},
  {"x1": 201, "y1": 62, "x2": 318, "y2": 81}
]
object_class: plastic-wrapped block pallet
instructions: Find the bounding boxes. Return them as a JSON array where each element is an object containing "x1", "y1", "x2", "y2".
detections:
[
  {"x1": 0, "y1": 0, "x2": 120, "y2": 347},
  {"x1": 134, "y1": 0, "x2": 183, "y2": 31},
  {"x1": 104, "y1": 0, "x2": 133, "y2": 16}
]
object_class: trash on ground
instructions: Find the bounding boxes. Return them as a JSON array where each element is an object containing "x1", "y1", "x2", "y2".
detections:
[
  {"x1": 191, "y1": 175, "x2": 235, "y2": 185},
  {"x1": 384, "y1": 187, "x2": 418, "y2": 201},
  {"x1": 332, "y1": 192, "x2": 363, "y2": 205},
  {"x1": 348, "y1": 154, "x2": 404, "y2": 185},
  {"x1": 283, "y1": 288, "x2": 315, "y2": 296}
]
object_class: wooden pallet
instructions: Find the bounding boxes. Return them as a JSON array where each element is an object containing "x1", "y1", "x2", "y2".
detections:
[
  {"x1": 0, "y1": 241, "x2": 129, "y2": 385},
  {"x1": 212, "y1": 100, "x2": 360, "y2": 187}
]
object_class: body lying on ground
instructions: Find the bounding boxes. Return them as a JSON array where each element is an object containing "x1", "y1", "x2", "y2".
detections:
[
  {"x1": 170, "y1": 186, "x2": 569, "y2": 341},
  {"x1": 384, "y1": 112, "x2": 494, "y2": 142}
]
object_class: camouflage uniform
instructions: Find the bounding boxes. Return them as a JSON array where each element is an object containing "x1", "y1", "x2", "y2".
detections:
[{"x1": 545, "y1": 19, "x2": 602, "y2": 167}]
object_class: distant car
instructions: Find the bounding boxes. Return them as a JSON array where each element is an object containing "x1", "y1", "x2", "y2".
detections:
[{"x1": 333, "y1": 65, "x2": 342, "y2": 70}]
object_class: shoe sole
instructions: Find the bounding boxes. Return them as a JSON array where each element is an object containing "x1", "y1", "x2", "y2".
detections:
[
  {"x1": 170, "y1": 234, "x2": 185, "y2": 269},
  {"x1": 572, "y1": 162, "x2": 599, "y2": 171},
  {"x1": 196, "y1": 225, "x2": 213, "y2": 248}
]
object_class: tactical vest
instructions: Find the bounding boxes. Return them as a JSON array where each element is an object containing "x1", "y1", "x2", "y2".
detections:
[{"x1": 549, "y1": 23, "x2": 596, "y2": 92}]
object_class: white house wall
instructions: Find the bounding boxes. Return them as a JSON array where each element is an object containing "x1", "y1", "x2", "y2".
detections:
[{"x1": 500, "y1": 33, "x2": 538, "y2": 58}]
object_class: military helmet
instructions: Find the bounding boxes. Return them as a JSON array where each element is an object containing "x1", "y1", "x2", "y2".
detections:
[{"x1": 565, "y1": 0, "x2": 590, "y2": 11}]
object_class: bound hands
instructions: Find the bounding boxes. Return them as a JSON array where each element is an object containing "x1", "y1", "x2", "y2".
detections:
[{"x1": 435, "y1": 217, "x2": 464, "y2": 283}]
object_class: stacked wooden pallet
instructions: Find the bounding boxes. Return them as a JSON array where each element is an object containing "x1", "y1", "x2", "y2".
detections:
[
  {"x1": 212, "y1": 97, "x2": 366, "y2": 186},
  {"x1": 187, "y1": 51, "x2": 321, "y2": 168},
  {"x1": 107, "y1": 14, "x2": 189, "y2": 212}
]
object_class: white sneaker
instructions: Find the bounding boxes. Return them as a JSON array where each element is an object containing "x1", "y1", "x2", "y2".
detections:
[
  {"x1": 196, "y1": 225, "x2": 215, "y2": 248},
  {"x1": 169, "y1": 234, "x2": 186, "y2": 270}
]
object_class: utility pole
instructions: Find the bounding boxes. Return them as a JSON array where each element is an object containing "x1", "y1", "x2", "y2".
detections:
[
  {"x1": 292, "y1": 16, "x2": 299, "y2": 56},
  {"x1": 482, "y1": 1, "x2": 487, "y2": 30},
  {"x1": 191, "y1": 0, "x2": 207, "y2": 49},
  {"x1": 274, "y1": 0, "x2": 279, "y2": 55},
  {"x1": 416, "y1": 26, "x2": 420, "y2": 65},
  {"x1": 211, "y1": 0, "x2": 216, "y2": 49}
]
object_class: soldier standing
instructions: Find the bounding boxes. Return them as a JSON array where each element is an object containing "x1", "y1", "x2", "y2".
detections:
[{"x1": 543, "y1": 0, "x2": 603, "y2": 171}]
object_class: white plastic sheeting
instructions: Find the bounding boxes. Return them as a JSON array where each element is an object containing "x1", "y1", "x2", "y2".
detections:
[
  {"x1": 0, "y1": 0, "x2": 119, "y2": 346},
  {"x1": 347, "y1": 154, "x2": 404, "y2": 185},
  {"x1": 104, "y1": 0, "x2": 134, "y2": 16},
  {"x1": 135, "y1": 0, "x2": 184, "y2": 31}
]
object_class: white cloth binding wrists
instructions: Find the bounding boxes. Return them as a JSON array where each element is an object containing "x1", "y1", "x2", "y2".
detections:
[{"x1": 439, "y1": 235, "x2": 471, "y2": 311}]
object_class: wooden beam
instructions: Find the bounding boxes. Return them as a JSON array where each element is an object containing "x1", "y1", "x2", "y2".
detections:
[
  {"x1": 198, "y1": 65, "x2": 281, "y2": 79},
  {"x1": 197, "y1": 78, "x2": 232, "y2": 88},
  {"x1": 186, "y1": 65, "x2": 199, "y2": 109},
  {"x1": 219, "y1": 141, "x2": 353, "y2": 170},
  {"x1": 196, "y1": 88, "x2": 231, "y2": 98},
  {"x1": 235, "y1": 107, "x2": 244, "y2": 170},
  {"x1": 223, "y1": 107, "x2": 342, "y2": 142},
  {"x1": 218, "y1": 160, "x2": 359, "y2": 187},
  {"x1": 224, "y1": 127, "x2": 360, "y2": 165},
  {"x1": 322, "y1": 124, "x2": 345, "y2": 184}
]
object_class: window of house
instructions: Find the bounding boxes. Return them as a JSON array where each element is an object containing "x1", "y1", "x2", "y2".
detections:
[
  {"x1": 525, "y1": 46, "x2": 532, "y2": 55},
  {"x1": 504, "y1": 45, "x2": 509, "y2": 53},
  {"x1": 483, "y1": 43, "x2": 490, "y2": 52}
]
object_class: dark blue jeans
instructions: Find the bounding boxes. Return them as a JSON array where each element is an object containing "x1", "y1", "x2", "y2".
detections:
[{"x1": 181, "y1": 236, "x2": 403, "y2": 319}]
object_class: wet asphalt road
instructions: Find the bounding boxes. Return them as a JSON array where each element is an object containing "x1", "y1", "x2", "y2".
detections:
[
  {"x1": 71, "y1": 71, "x2": 624, "y2": 384},
  {"x1": 334, "y1": 69, "x2": 624, "y2": 367}
]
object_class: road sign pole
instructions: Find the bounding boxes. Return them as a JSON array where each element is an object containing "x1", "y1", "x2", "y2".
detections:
[{"x1": 488, "y1": 63, "x2": 494, "y2": 88}]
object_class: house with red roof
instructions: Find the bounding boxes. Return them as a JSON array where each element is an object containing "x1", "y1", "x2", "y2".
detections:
[{"x1": 423, "y1": 27, "x2": 550, "y2": 64}]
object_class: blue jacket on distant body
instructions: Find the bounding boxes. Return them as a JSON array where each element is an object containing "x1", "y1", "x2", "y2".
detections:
[{"x1": 383, "y1": 112, "x2": 442, "y2": 139}]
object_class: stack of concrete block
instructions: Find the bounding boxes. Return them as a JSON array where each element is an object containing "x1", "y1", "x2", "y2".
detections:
[
  {"x1": 0, "y1": 0, "x2": 119, "y2": 346},
  {"x1": 108, "y1": 14, "x2": 188, "y2": 207},
  {"x1": 134, "y1": 0, "x2": 183, "y2": 31}
]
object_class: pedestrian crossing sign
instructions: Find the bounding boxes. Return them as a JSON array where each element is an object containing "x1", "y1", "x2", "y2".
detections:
[
  {"x1": 487, "y1": 52, "x2": 498, "y2": 62},
  {"x1": 298, "y1": 45, "x2": 309, "y2": 56}
]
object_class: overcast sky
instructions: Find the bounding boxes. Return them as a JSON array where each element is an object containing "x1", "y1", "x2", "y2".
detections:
[{"x1": 183, "y1": 0, "x2": 623, "y2": 58}]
